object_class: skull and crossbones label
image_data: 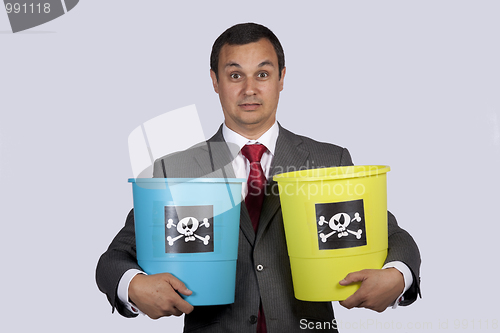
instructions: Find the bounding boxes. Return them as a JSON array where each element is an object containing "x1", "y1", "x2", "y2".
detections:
[
  {"x1": 164, "y1": 205, "x2": 214, "y2": 253},
  {"x1": 315, "y1": 199, "x2": 367, "y2": 250}
]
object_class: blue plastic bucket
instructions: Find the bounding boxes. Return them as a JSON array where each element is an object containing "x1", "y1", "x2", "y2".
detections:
[{"x1": 129, "y1": 178, "x2": 244, "y2": 306}]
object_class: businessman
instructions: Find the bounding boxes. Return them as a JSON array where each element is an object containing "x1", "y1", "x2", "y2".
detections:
[{"x1": 96, "y1": 23, "x2": 421, "y2": 333}]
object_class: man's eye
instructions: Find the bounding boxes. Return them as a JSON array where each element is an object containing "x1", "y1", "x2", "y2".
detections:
[
  {"x1": 258, "y1": 72, "x2": 268, "y2": 78},
  {"x1": 230, "y1": 73, "x2": 241, "y2": 79}
]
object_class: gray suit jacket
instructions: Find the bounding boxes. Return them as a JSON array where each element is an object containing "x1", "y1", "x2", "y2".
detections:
[{"x1": 96, "y1": 124, "x2": 421, "y2": 333}]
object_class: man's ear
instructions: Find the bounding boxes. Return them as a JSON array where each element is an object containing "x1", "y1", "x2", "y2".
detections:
[
  {"x1": 279, "y1": 67, "x2": 286, "y2": 91},
  {"x1": 210, "y1": 70, "x2": 219, "y2": 94}
]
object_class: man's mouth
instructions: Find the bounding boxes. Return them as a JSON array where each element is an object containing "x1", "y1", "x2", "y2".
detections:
[{"x1": 239, "y1": 103, "x2": 261, "y2": 111}]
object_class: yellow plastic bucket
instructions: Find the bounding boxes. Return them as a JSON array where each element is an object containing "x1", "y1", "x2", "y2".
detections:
[{"x1": 273, "y1": 165, "x2": 390, "y2": 301}]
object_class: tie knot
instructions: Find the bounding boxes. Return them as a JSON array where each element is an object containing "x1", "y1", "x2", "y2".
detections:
[{"x1": 241, "y1": 144, "x2": 267, "y2": 163}]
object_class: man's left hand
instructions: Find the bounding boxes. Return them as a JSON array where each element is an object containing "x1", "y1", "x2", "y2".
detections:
[{"x1": 338, "y1": 268, "x2": 404, "y2": 312}]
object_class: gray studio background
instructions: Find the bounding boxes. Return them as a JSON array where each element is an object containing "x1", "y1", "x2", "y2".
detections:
[{"x1": 1, "y1": 1, "x2": 499, "y2": 332}]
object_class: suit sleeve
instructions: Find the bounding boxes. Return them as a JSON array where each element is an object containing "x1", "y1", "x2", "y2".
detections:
[
  {"x1": 96, "y1": 156, "x2": 180, "y2": 317},
  {"x1": 95, "y1": 209, "x2": 141, "y2": 317},
  {"x1": 340, "y1": 147, "x2": 421, "y2": 305},
  {"x1": 385, "y1": 211, "x2": 421, "y2": 305}
]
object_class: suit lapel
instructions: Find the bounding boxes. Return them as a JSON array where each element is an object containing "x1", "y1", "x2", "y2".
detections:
[
  {"x1": 193, "y1": 126, "x2": 237, "y2": 178},
  {"x1": 255, "y1": 125, "x2": 310, "y2": 243},
  {"x1": 239, "y1": 201, "x2": 255, "y2": 245},
  {"x1": 193, "y1": 126, "x2": 256, "y2": 245}
]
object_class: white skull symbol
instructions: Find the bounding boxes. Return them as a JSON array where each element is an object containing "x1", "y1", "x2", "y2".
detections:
[
  {"x1": 329, "y1": 213, "x2": 351, "y2": 233},
  {"x1": 177, "y1": 217, "x2": 199, "y2": 236}
]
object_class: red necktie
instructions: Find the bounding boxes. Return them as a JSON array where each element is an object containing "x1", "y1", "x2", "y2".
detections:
[
  {"x1": 241, "y1": 144, "x2": 268, "y2": 233},
  {"x1": 240, "y1": 144, "x2": 268, "y2": 333}
]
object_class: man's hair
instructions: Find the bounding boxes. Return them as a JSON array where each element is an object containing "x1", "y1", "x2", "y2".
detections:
[{"x1": 210, "y1": 22, "x2": 285, "y2": 80}]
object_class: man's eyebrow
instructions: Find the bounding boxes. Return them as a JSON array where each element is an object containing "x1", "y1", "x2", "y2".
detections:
[
  {"x1": 224, "y1": 62, "x2": 242, "y2": 69},
  {"x1": 223, "y1": 60, "x2": 275, "y2": 69},
  {"x1": 258, "y1": 60, "x2": 275, "y2": 67}
]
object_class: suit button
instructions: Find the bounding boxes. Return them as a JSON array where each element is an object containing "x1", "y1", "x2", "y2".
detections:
[
  {"x1": 249, "y1": 315, "x2": 258, "y2": 324},
  {"x1": 256, "y1": 264, "x2": 264, "y2": 272}
]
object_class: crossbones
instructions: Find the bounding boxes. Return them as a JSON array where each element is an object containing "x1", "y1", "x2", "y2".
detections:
[
  {"x1": 318, "y1": 212, "x2": 362, "y2": 242},
  {"x1": 166, "y1": 216, "x2": 211, "y2": 246}
]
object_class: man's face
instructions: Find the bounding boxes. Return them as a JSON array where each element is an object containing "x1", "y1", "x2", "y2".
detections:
[{"x1": 210, "y1": 38, "x2": 286, "y2": 139}]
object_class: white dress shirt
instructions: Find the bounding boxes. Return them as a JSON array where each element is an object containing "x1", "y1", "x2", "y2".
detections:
[{"x1": 118, "y1": 121, "x2": 411, "y2": 313}]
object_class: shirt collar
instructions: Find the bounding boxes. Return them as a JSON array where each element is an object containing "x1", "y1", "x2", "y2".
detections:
[{"x1": 222, "y1": 121, "x2": 279, "y2": 155}]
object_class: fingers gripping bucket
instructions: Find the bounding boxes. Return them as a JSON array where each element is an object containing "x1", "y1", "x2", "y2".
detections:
[
  {"x1": 273, "y1": 166, "x2": 390, "y2": 301},
  {"x1": 129, "y1": 178, "x2": 244, "y2": 306}
]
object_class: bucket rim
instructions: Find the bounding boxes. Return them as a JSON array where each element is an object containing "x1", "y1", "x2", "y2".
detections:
[
  {"x1": 273, "y1": 165, "x2": 390, "y2": 182},
  {"x1": 128, "y1": 177, "x2": 246, "y2": 184}
]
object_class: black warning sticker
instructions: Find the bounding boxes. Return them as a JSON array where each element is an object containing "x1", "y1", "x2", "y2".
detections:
[
  {"x1": 164, "y1": 205, "x2": 214, "y2": 253},
  {"x1": 315, "y1": 199, "x2": 367, "y2": 250}
]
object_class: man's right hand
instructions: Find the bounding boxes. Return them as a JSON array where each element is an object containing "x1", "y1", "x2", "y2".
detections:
[{"x1": 128, "y1": 273, "x2": 194, "y2": 319}]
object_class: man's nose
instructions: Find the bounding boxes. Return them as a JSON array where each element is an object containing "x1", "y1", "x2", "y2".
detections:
[{"x1": 244, "y1": 78, "x2": 257, "y2": 96}]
